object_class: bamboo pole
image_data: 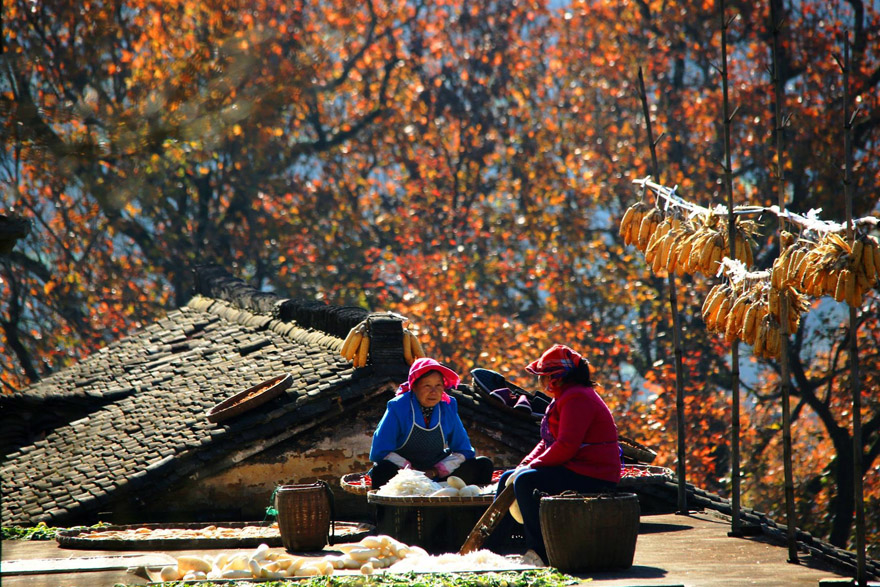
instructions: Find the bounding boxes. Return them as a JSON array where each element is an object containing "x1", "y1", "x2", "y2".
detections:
[
  {"x1": 839, "y1": 36, "x2": 867, "y2": 587},
  {"x1": 637, "y1": 67, "x2": 688, "y2": 515},
  {"x1": 769, "y1": 0, "x2": 799, "y2": 563},
  {"x1": 634, "y1": 177, "x2": 878, "y2": 232},
  {"x1": 718, "y1": 0, "x2": 742, "y2": 535}
]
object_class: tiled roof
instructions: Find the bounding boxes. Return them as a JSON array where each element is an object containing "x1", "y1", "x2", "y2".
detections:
[{"x1": 1, "y1": 266, "x2": 404, "y2": 527}]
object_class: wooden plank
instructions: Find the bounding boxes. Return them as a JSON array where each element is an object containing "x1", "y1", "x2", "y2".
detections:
[{"x1": 459, "y1": 483, "x2": 516, "y2": 554}]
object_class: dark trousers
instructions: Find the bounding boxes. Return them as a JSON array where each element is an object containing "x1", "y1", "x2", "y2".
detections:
[
  {"x1": 488, "y1": 467, "x2": 617, "y2": 562},
  {"x1": 370, "y1": 456, "x2": 494, "y2": 489}
]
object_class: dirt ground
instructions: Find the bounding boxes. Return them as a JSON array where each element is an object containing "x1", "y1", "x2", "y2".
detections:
[{"x1": 0, "y1": 511, "x2": 857, "y2": 586}]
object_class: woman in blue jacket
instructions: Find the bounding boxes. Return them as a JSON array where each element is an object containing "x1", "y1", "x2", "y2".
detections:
[{"x1": 369, "y1": 358, "x2": 494, "y2": 488}]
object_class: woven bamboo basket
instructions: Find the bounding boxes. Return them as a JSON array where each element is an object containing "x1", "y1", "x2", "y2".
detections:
[
  {"x1": 275, "y1": 482, "x2": 333, "y2": 552},
  {"x1": 540, "y1": 492, "x2": 640, "y2": 572}
]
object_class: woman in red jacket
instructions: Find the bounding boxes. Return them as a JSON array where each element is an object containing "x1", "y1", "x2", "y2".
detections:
[{"x1": 495, "y1": 344, "x2": 620, "y2": 565}]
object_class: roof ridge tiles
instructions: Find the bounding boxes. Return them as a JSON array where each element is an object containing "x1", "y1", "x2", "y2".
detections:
[
  {"x1": 192, "y1": 265, "x2": 370, "y2": 340},
  {"x1": 188, "y1": 295, "x2": 344, "y2": 355}
]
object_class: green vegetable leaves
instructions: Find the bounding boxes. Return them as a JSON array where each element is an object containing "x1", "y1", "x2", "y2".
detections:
[
  {"x1": 2, "y1": 521, "x2": 110, "y2": 541},
  {"x1": 145, "y1": 569, "x2": 581, "y2": 587}
]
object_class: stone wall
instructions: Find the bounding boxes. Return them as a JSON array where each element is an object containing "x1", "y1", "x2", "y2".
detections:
[
  {"x1": 142, "y1": 397, "x2": 389, "y2": 523},
  {"x1": 138, "y1": 395, "x2": 527, "y2": 524}
]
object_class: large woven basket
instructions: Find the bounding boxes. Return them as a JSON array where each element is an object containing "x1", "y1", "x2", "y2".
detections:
[
  {"x1": 367, "y1": 491, "x2": 492, "y2": 553},
  {"x1": 540, "y1": 492, "x2": 640, "y2": 572},
  {"x1": 275, "y1": 482, "x2": 333, "y2": 552}
]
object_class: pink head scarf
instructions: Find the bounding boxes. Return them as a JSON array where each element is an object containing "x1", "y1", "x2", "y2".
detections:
[{"x1": 396, "y1": 357, "x2": 459, "y2": 403}]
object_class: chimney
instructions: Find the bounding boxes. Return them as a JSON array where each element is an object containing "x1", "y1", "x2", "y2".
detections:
[{"x1": 365, "y1": 313, "x2": 409, "y2": 379}]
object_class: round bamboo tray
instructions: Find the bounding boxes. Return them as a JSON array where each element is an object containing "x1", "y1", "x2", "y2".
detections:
[
  {"x1": 368, "y1": 490, "x2": 494, "y2": 554},
  {"x1": 56, "y1": 521, "x2": 283, "y2": 550},
  {"x1": 340, "y1": 472, "x2": 372, "y2": 495},
  {"x1": 620, "y1": 464, "x2": 674, "y2": 486},
  {"x1": 206, "y1": 373, "x2": 292, "y2": 423},
  {"x1": 342, "y1": 470, "x2": 505, "y2": 495},
  {"x1": 367, "y1": 490, "x2": 494, "y2": 507},
  {"x1": 57, "y1": 520, "x2": 374, "y2": 551}
]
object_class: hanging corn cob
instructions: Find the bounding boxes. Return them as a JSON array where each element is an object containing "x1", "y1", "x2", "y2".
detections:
[
  {"x1": 402, "y1": 328, "x2": 426, "y2": 365},
  {"x1": 618, "y1": 201, "x2": 652, "y2": 248},
  {"x1": 340, "y1": 320, "x2": 370, "y2": 368},
  {"x1": 678, "y1": 215, "x2": 756, "y2": 277},
  {"x1": 701, "y1": 283, "x2": 733, "y2": 333},
  {"x1": 644, "y1": 217, "x2": 673, "y2": 272},
  {"x1": 636, "y1": 207, "x2": 664, "y2": 252},
  {"x1": 789, "y1": 231, "x2": 880, "y2": 307},
  {"x1": 701, "y1": 274, "x2": 809, "y2": 361},
  {"x1": 663, "y1": 221, "x2": 696, "y2": 275},
  {"x1": 626, "y1": 180, "x2": 879, "y2": 365},
  {"x1": 638, "y1": 211, "x2": 756, "y2": 278}
]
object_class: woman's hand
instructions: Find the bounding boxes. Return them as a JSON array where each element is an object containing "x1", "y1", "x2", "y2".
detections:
[{"x1": 424, "y1": 467, "x2": 440, "y2": 480}]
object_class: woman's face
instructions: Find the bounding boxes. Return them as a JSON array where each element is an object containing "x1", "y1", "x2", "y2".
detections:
[
  {"x1": 539, "y1": 374, "x2": 562, "y2": 397},
  {"x1": 413, "y1": 371, "x2": 446, "y2": 408}
]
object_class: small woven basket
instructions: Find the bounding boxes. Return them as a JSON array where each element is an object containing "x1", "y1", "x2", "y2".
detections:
[
  {"x1": 540, "y1": 492, "x2": 640, "y2": 572},
  {"x1": 274, "y1": 482, "x2": 333, "y2": 552}
]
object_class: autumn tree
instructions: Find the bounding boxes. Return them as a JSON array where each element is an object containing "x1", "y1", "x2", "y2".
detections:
[{"x1": 2, "y1": 0, "x2": 411, "y2": 386}]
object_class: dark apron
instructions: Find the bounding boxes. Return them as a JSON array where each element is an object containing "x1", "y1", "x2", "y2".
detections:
[{"x1": 395, "y1": 400, "x2": 450, "y2": 470}]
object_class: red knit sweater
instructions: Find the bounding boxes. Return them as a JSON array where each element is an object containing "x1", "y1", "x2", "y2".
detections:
[{"x1": 520, "y1": 384, "x2": 621, "y2": 483}]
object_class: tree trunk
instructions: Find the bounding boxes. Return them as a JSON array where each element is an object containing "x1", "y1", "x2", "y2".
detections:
[
  {"x1": 0, "y1": 268, "x2": 40, "y2": 383},
  {"x1": 829, "y1": 433, "x2": 855, "y2": 547}
]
